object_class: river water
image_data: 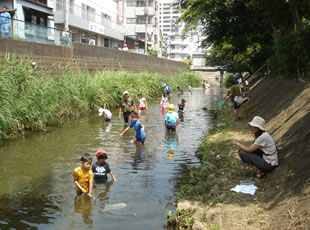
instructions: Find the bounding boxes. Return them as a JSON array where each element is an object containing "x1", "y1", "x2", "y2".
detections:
[{"x1": 0, "y1": 86, "x2": 223, "y2": 230}]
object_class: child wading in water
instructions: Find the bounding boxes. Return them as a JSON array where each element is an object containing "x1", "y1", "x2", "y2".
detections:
[
  {"x1": 73, "y1": 153, "x2": 94, "y2": 197},
  {"x1": 92, "y1": 149, "x2": 117, "y2": 183},
  {"x1": 165, "y1": 104, "x2": 179, "y2": 132},
  {"x1": 138, "y1": 93, "x2": 148, "y2": 116},
  {"x1": 178, "y1": 99, "x2": 186, "y2": 121},
  {"x1": 160, "y1": 92, "x2": 169, "y2": 111},
  {"x1": 98, "y1": 107, "x2": 112, "y2": 122},
  {"x1": 120, "y1": 112, "x2": 146, "y2": 144}
]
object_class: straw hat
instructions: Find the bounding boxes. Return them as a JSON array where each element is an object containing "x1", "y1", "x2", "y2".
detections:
[{"x1": 248, "y1": 116, "x2": 265, "y2": 130}]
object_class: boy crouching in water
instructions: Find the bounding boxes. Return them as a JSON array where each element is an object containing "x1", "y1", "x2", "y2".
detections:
[
  {"x1": 73, "y1": 153, "x2": 94, "y2": 197},
  {"x1": 92, "y1": 149, "x2": 117, "y2": 183},
  {"x1": 120, "y1": 112, "x2": 146, "y2": 144}
]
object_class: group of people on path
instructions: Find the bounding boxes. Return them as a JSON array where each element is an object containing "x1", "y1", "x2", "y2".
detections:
[
  {"x1": 224, "y1": 72, "x2": 278, "y2": 178},
  {"x1": 73, "y1": 84, "x2": 189, "y2": 198}
]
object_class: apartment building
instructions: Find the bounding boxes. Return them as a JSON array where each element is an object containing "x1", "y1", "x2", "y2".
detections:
[
  {"x1": 159, "y1": 0, "x2": 207, "y2": 63},
  {"x1": 120, "y1": 0, "x2": 162, "y2": 55},
  {"x1": 52, "y1": 0, "x2": 124, "y2": 47}
]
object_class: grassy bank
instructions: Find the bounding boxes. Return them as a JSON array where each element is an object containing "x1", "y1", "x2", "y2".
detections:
[
  {"x1": 0, "y1": 56, "x2": 201, "y2": 138},
  {"x1": 169, "y1": 103, "x2": 272, "y2": 229}
]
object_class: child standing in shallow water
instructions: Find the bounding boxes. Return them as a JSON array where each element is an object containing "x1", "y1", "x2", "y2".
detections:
[
  {"x1": 120, "y1": 112, "x2": 146, "y2": 144},
  {"x1": 160, "y1": 93, "x2": 169, "y2": 111},
  {"x1": 138, "y1": 93, "x2": 148, "y2": 116},
  {"x1": 73, "y1": 153, "x2": 94, "y2": 197},
  {"x1": 92, "y1": 149, "x2": 117, "y2": 183}
]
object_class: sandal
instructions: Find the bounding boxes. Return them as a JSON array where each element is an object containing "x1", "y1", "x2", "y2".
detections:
[{"x1": 256, "y1": 172, "x2": 265, "y2": 179}]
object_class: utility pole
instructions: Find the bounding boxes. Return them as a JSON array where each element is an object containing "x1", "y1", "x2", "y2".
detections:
[
  {"x1": 64, "y1": 0, "x2": 69, "y2": 30},
  {"x1": 144, "y1": 0, "x2": 148, "y2": 55}
]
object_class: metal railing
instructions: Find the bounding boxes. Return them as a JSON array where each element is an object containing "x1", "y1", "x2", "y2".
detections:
[{"x1": 0, "y1": 16, "x2": 72, "y2": 46}]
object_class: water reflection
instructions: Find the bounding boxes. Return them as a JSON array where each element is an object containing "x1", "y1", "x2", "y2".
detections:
[{"x1": 74, "y1": 195, "x2": 94, "y2": 225}]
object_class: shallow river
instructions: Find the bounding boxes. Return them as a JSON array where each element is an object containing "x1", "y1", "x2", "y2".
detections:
[{"x1": 0, "y1": 86, "x2": 224, "y2": 230}]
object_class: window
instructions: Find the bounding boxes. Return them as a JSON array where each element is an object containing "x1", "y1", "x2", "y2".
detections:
[
  {"x1": 56, "y1": 0, "x2": 63, "y2": 10},
  {"x1": 163, "y1": 29, "x2": 170, "y2": 31},
  {"x1": 163, "y1": 16, "x2": 170, "y2": 19},
  {"x1": 104, "y1": 38, "x2": 110, "y2": 48},
  {"x1": 163, "y1": 25, "x2": 170, "y2": 28},
  {"x1": 136, "y1": 0, "x2": 146, "y2": 7},
  {"x1": 127, "y1": 0, "x2": 136, "y2": 7},
  {"x1": 170, "y1": 54, "x2": 175, "y2": 58},
  {"x1": 31, "y1": 15, "x2": 37, "y2": 24},
  {"x1": 81, "y1": 4, "x2": 95, "y2": 21},
  {"x1": 163, "y1": 7, "x2": 170, "y2": 10},
  {"x1": 163, "y1": 12, "x2": 170, "y2": 14},
  {"x1": 170, "y1": 45, "x2": 175, "y2": 49},
  {"x1": 39, "y1": 17, "x2": 45, "y2": 25},
  {"x1": 137, "y1": 16, "x2": 152, "y2": 24},
  {"x1": 69, "y1": 0, "x2": 74, "y2": 14},
  {"x1": 127, "y1": 18, "x2": 136, "y2": 24},
  {"x1": 163, "y1": 20, "x2": 170, "y2": 23}
]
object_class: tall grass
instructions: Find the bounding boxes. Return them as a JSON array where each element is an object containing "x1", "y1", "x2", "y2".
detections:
[{"x1": 0, "y1": 56, "x2": 201, "y2": 138}]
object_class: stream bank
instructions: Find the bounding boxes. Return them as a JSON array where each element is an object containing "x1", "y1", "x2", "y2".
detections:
[{"x1": 171, "y1": 79, "x2": 310, "y2": 230}]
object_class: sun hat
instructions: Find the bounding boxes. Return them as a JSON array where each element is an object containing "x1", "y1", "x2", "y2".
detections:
[
  {"x1": 98, "y1": 108, "x2": 104, "y2": 116},
  {"x1": 163, "y1": 83, "x2": 167, "y2": 87},
  {"x1": 168, "y1": 104, "x2": 175, "y2": 112},
  {"x1": 123, "y1": 90, "x2": 129, "y2": 96},
  {"x1": 96, "y1": 149, "x2": 108, "y2": 158},
  {"x1": 248, "y1": 116, "x2": 265, "y2": 130}
]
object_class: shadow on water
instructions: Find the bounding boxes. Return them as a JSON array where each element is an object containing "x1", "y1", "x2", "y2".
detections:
[{"x1": 0, "y1": 86, "x2": 226, "y2": 230}]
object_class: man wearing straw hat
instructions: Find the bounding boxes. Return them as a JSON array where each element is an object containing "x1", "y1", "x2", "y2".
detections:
[{"x1": 231, "y1": 116, "x2": 278, "y2": 178}]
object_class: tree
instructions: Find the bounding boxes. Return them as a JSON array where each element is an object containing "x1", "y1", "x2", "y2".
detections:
[{"x1": 178, "y1": 0, "x2": 310, "y2": 79}]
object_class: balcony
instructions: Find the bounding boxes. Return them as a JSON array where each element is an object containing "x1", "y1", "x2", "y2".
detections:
[{"x1": 0, "y1": 17, "x2": 72, "y2": 46}]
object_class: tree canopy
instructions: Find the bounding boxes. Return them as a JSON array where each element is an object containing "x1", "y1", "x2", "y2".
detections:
[{"x1": 178, "y1": 0, "x2": 310, "y2": 79}]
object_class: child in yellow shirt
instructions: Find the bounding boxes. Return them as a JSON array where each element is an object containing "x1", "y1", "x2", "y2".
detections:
[{"x1": 73, "y1": 153, "x2": 94, "y2": 197}]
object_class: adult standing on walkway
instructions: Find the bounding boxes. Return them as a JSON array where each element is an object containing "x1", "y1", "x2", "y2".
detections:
[
  {"x1": 119, "y1": 91, "x2": 136, "y2": 123},
  {"x1": 0, "y1": 6, "x2": 11, "y2": 38},
  {"x1": 231, "y1": 116, "x2": 278, "y2": 178},
  {"x1": 89, "y1": 36, "x2": 96, "y2": 46}
]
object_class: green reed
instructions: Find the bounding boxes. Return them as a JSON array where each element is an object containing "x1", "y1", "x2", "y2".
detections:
[{"x1": 0, "y1": 56, "x2": 201, "y2": 138}]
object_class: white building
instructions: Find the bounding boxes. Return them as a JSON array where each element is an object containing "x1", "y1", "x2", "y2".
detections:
[
  {"x1": 52, "y1": 0, "x2": 124, "y2": 47},
  {"x1": 119, "y1": 0, "x2": 162, "y2": 55},
  {"x1": 159, "y1": 0, "x2": 207, "y2": 63}
]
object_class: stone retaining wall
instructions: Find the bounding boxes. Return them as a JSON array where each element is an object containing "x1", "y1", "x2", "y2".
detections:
[{"x1": 0, "y1": 38, "x2": 187, "y2": 74}]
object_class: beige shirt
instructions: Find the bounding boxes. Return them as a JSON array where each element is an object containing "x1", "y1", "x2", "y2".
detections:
[{"x1": 254, "y1": 132, "x2": 278, "y2": 166}]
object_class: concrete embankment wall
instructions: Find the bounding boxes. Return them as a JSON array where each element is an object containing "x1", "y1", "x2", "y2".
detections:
[
  {"x1": 0, "y1": 38, "x2": 187, "y2": 74},
  {"x1": 247, "y1": 79, "x2": 310, "y2": 229}
]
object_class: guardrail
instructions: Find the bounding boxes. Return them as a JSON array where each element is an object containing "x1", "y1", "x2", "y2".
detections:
[{"x1": 0, "y1": 16, "x2": 72, "y2": 46}]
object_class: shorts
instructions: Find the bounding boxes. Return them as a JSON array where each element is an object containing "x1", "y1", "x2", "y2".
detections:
[
  {"x1": 139, "y1": 107, "x2": 146, "y2": 110},
  {"x1": 233, "y1": 101, "x2": 241, "y2": 110},
  {"x1": 166, "y1": 123, "x2": 176, "y2": 131},
  {"x1": 160, "y1": 104, "x2": 164, "y2": 110},
  {"x1": 136, "y1": 137, "x2": 145, "y2": 144},
  {"x1": 123, "y1": 112, "x2": 131, "y2": 123},
  {"x1": 105, "y1": 118, "x2": 111, "y2": 122}
]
